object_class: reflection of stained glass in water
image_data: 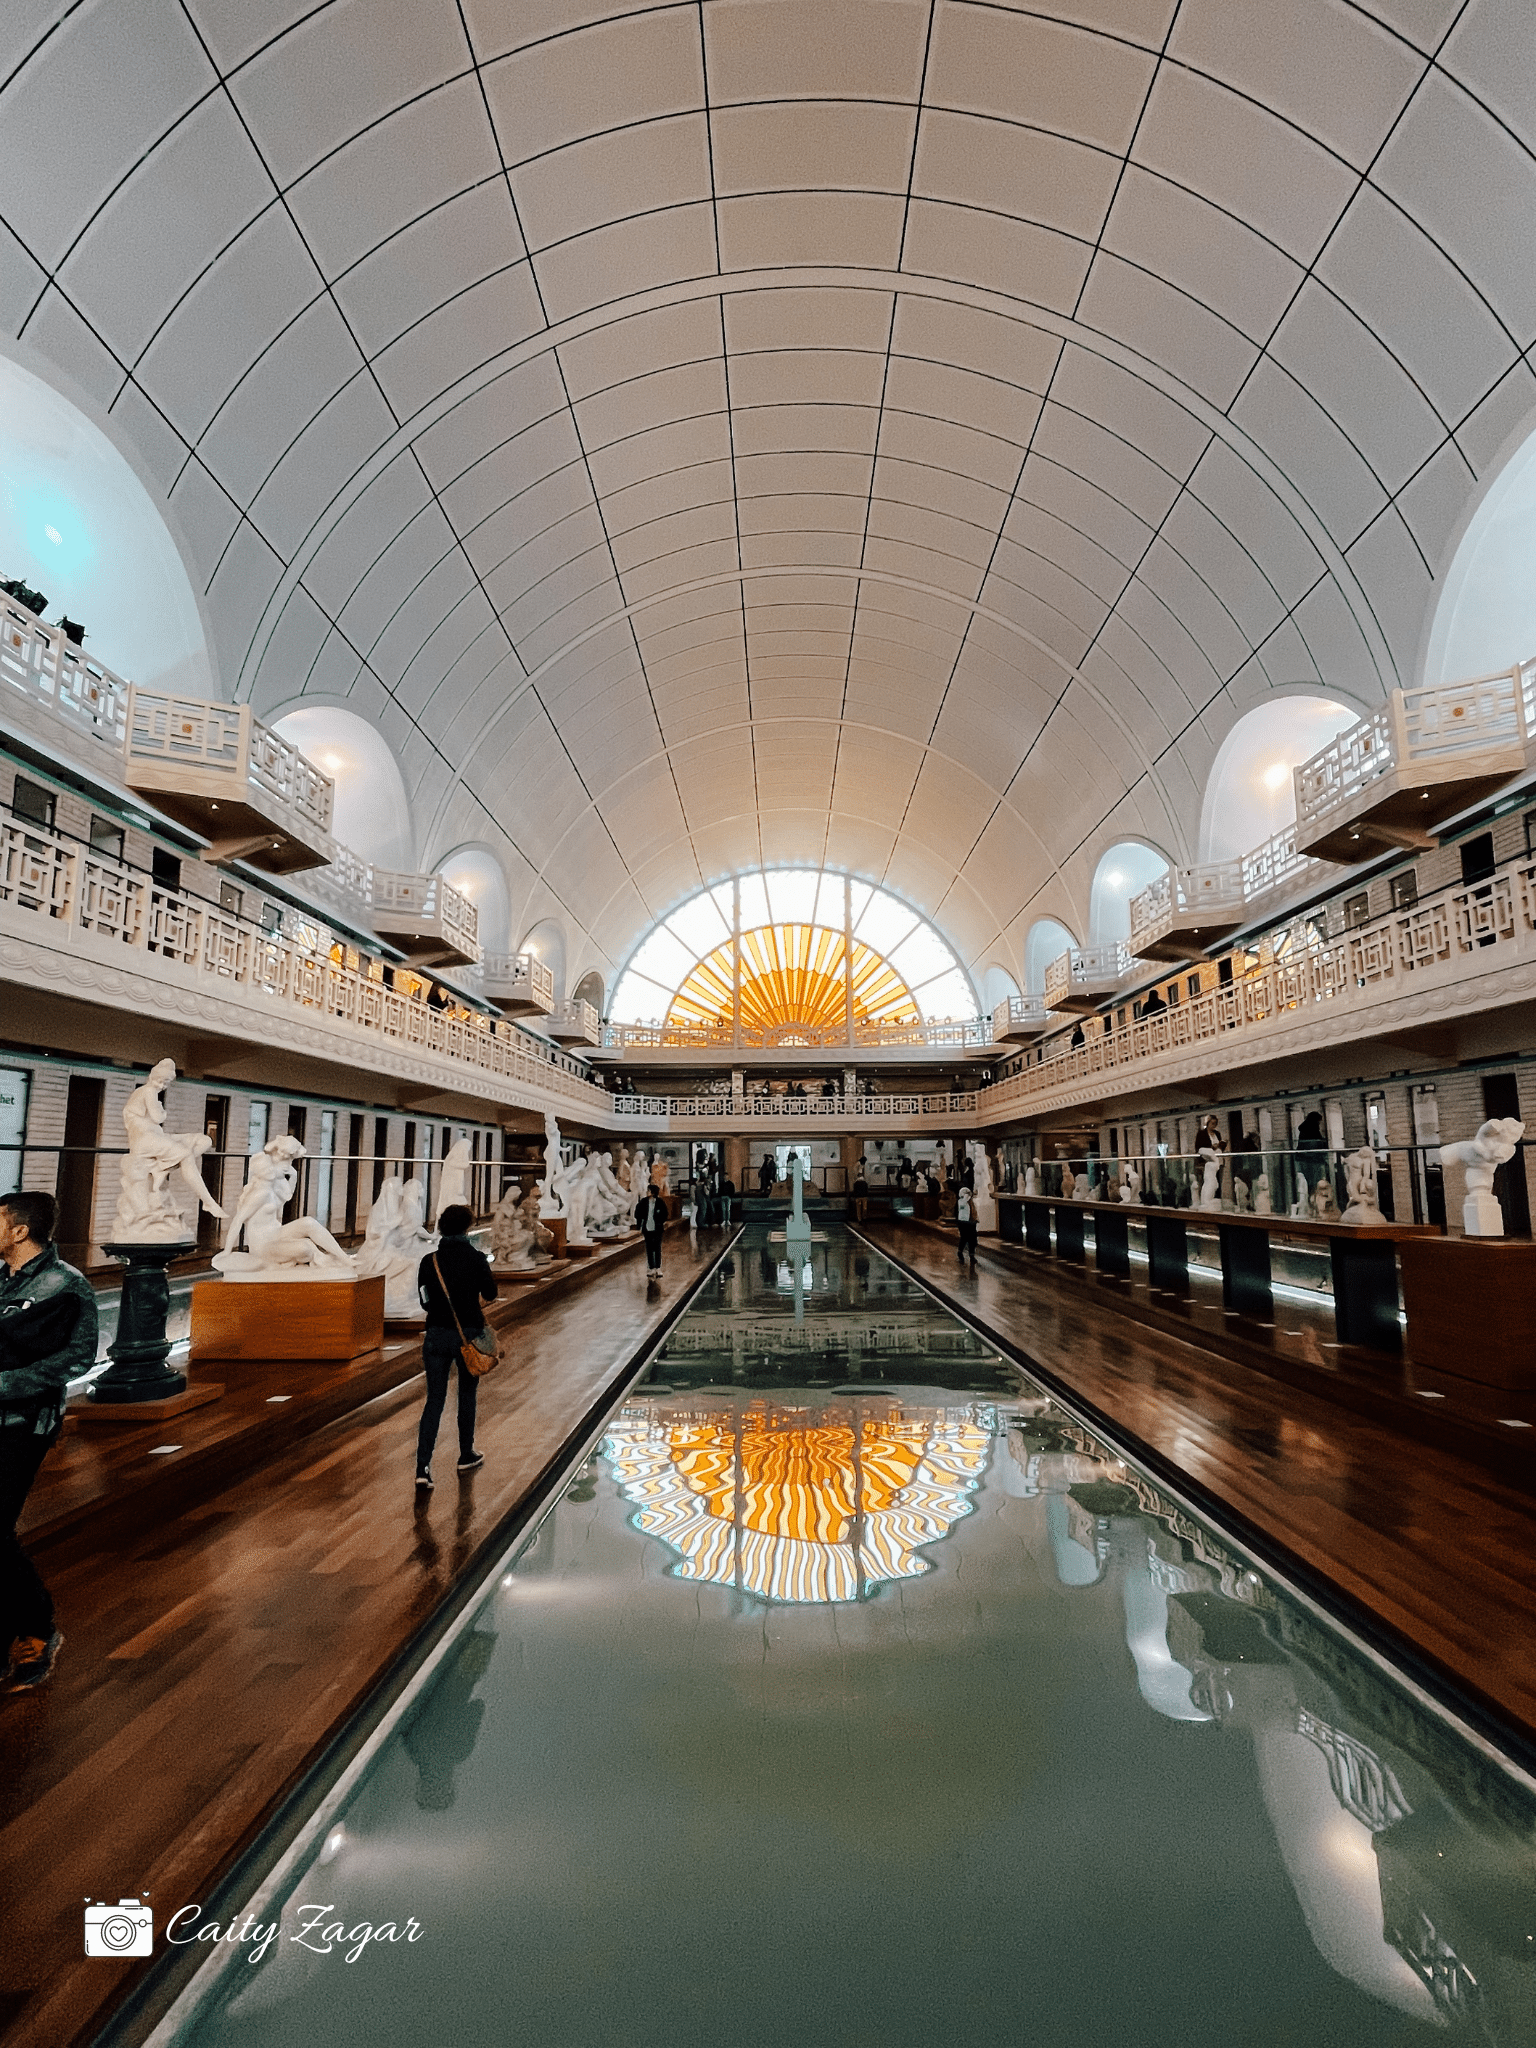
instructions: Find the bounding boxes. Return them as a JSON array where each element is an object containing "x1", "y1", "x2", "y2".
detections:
[{"x1": 604, "y1": 1400, "x2": 990, "y2": 1603}]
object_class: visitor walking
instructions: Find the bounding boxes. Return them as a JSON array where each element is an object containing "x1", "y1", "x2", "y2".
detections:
[
  {"x1": 415, "y1": 1204, "x2": 497, "y2": 1490},
  {"x1": 0, "y1": 1190, "x2": 98, "y2": 1693},
  {"x1": 637, "y1": 1182, "x2": 666, "y2": 1277},
  {"x1": 956, "y1": 1183, "x2": 978, "y2": 1269}
]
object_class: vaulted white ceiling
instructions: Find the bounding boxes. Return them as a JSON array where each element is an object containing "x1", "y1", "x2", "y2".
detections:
[{"x1": 3, "y1": 0, "x2": 1533, "y2": 993}]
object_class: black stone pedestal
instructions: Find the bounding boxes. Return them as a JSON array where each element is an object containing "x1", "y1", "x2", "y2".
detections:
[
  {"x1": 1330, "y1": 1236, "x2": 1403, "y2": 1354},
  {"x1": 1054, "y1": 1205, "x2": 1085, "y2": 1262},
  {"x1": 1220, "y1": 1224, "x2": 1273, "y2": 1317},
  {"x1": 90, "y1": 1240, "x2": 191, "y2": 1403},
  {"x1": 1093, "y1": 1206, "x2": 1131, "y2": 1279},
  {"x1": 1023, "y1": 1199, "x2": 1052, "y2": 1253},
  {"x1": 1146, "y1": 1214, "x2": 1190, "y2": 1294}
]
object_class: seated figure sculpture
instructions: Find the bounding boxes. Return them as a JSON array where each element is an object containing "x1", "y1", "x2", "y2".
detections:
[
  {"x1": 356, "y1": 1175, "x2": 437, "y2": 1315},
  {"x1": 1311, "y1": 1176, "x2": 1339, "y2": 1222},
  {"x1": 1118, "y1": 1165, "x2": 1141, "y2": 1204},
  {"x1": 112, "y1": 1056, "x2": 227, "y2": 1242},
  {"x1": 1340, "y1": 1147, "x2": 1382, "y2": 1225},
  {"x1": 1441, "y1": 1116, "x2": 1526, "y2": 1236},
  {"x1": 434, "y1": 1137, "x2": 473, "y2": 1222},
  {"x1": 491, "y1": 1183, "x2": 552, "y2": 1269},
  {"x1": 214, "y1": 1138, "x2": 356, "y2": 1278}
]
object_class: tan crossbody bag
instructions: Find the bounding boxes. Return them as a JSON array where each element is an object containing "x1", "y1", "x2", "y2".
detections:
[{"x1": 432, "y1": 1252, "x2": 502, "y2": 1378}]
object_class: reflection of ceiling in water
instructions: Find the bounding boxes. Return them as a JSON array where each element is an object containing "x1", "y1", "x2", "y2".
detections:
[{"x1": 604, "y1": 1399, "x2": 990, "y2": 1604}]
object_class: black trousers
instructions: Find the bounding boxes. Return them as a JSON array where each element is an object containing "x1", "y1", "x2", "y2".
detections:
[
  {"x1": 417, "y1": 1329, "x2": 479, "y2": 1467},
  {"x1": 1, "y1": 1424, "x2": 58, "y2": 1645},
  {"x1": 644, "y1": 1228, "x2": 664, "y2": 1271},
  {"x1": 957, "y1": 1221, "x2": 978, "y2": 1264}
]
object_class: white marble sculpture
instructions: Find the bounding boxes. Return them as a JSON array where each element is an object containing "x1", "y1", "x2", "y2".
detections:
[
  {"x1": 1073, "y1": 1171, "x2": 1094, "y2": 1201},
  {"x1": 1310, "y1": 1177, "x2": 1338, "y2": 1222},
  {"x1": 1232, "y1": 1175, "x2": 1251, "y2": 1213},
  {"x1": 490, "y1": 1183, "x2": 552, "y2": 1269},
  {"x1": 1254, "y1": 1174, "x2": 1272, "y2": 1217},
  {"x1": 1441, "y1": 1116, "x2": 1526, "y2": 1237},
  {"x1": 355, "y1": 1174, "x2": 437, "y2": 1314},
  {"x1": 1340, "y1": 1146, "x2": 1382, "y2": 1226},
  {"x1": 631, "y1": 1148, "x2": 650, "y2": 1199},
  {"x1": 434, "y1": 1137, "x2": 473, "y2": 1221},
  {"x1": 214, "y1": 1137, "x2": 355, "y2": 1279},
  {"x1": 1024, "y1": 1165, "x2": 1038, "y2": 1197},
  {"x1": 592, "y1": 1151, "x2": 634, "y2": 1233},
  {"x1": 111, "y1": 1057, "x2": 226, "y2": 1242},
  {"x1": 1117, "y1": 1165, "x2": 1141, "y2": 1204},
  {"x1": 968, "y1": 1140, "x2": 998, "y2": 1232},
  {"x1": 538, "y1": 1113, "x2": 563, "y2": 1218},
  {"x1": 548, "y1": 1149, "x2": 598, "y2": 1245},
  {"x1": 1197, "y1": 1154, "x2": 1222, "y2": 1212}
]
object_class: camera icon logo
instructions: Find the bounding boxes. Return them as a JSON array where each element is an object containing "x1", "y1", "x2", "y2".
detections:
[{"x1": 84, "y1": 1899, "x2": 153, "y2": 1957}]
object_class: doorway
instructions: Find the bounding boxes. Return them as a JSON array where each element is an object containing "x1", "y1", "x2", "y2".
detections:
[
  {"x1": 1481, "y1": 1073, "x2": 1530, "y2": 1236},
  {"x1": 199, "y1": 1095, "x2": 230, "y2": 1251},
  {"x1": 56, "y1": 1075, "x2": 103, "y2": 1258}
]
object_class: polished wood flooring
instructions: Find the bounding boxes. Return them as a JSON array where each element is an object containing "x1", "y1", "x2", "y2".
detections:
[
  {"x1": 0, "y1": 1226, "x2": 724, "y2": 2048},
  {"x1": 867, "y1": 1219, "x2": 1536, "y2": 1755}
]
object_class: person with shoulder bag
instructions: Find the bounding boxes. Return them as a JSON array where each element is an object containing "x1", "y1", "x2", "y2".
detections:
[{"x1": 415, "y1": 1204, "x2": 498, "y2": 1491}]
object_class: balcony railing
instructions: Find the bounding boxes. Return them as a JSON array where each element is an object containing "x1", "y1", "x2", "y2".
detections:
[
  {"x1": 546, "y1": 998, "x2": 601, "y2": 1045},
  {"x1": 367, "y1": 866, "x2": 480, "y2": 966},
  {"x1": 123, "y1": 685, "x2": 335, "y2": 874},
  {"x1": 606, "y1": 1092, "x2": 978, "y2": 1121},
  {"x1": 477, "y1": 952, "x2": 556, "y2": 1016},
  {"x1": 1, "y1": 596, "x2": 131, "y2": 757},
  {"x1": 1128, "y1": 827, "x2": 1331, "y2": 963},
  {"x1": 1294, "y1": 666, "x2": 1536, "y2": 862},
  {"x1": 0, "y1": 808, "x2": 606, "y2": 1115},
  {"x1": 1043, "y1": 942, "x2": 1133, "y2": 1013},
  {"x1": 982, "y1": 845, "x2": 1536, "y2": 1121},
  {"x1": 597, "y1": 1015, "x2": 994, "y2": 1053},
  {"x1": 992, "y1": 995, "x2": 1051, "y2": 1040}
]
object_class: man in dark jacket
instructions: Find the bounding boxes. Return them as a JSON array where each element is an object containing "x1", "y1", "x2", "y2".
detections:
[
  {"x1": 415, "y1": 1203, "x2": 497, "y2": 1490},
  {"x1": 0, "y1": 1190, "x2": 98, "y2": 1692},
  {"x1": 636, "y1": 1183, "x2": 666, "y2": 1277}
]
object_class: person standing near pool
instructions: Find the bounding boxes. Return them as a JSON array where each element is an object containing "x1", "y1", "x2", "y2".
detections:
[
  {"x1": 637, "y1": 1182, "x2": 666, "y2": 1279},
  {"x1": 414, "y1": 1203, "x2": 497, "y2": 1490},
  {"x1": 956, "y1": 1182, "x2": 978, "y2": 1269}
]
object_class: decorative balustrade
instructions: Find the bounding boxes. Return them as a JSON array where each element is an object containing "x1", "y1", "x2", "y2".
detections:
[
  {"x1": 981, "y1": 848, "x2": 1536, "y2": 1120},
  {"x1": 477, "y1": 951, "x2": 556, "y2": 1016},
  {"x1": 1042, "y1": 942, "x2": 1133, "y2": 1013},
  {"x1": 1294, "y1": 665, "x2": 1536, "y2": 862},
  {"x1": 606, "y1": 1091, "x2": 978, "y2": 1123},
  {"x1": 1128, "y1": 829, "x2": 1329, "y2": 963},
  {"x1": 0, "y1": 810, "x2": 606, "y2": 1115},
  {"x1": 992, "y1": 995, "x2": 1051, "y2": 1040},
  {"x1": 546, "y1": 998, "x2": 601, "y2": 1045},
  {"x1": 1, "y1": 596, "x2": 131, "y2": 757},
  {"x1": 367, "y1": 866, "x2": 480, "y2": 967},
  {"x1": 597, "y1": 1014, "x2": 993, "y2": 1053},
  {"x1": 123, "y1": 684, "x2": 335, "y2": 874}
]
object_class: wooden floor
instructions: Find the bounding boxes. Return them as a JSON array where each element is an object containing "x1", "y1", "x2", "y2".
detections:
[
  {"x1": 866, "y1": 1220, "x2": 1536, "y2": 1757},
  {"x1": 0, "y1": 1226, "x2": 726, "y2": 2048}
]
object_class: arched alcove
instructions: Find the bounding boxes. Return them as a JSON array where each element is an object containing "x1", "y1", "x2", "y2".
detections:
[
  {"x1": 269, "y1": 703, "x2": 414, "y2": 870},
  {"x1": 1023, "y1": 918, "x2": 1077, "y2": 995},
  {"x1": 1423, "y1": 415, "x2": 1536, "y2": 686},
  {"x1": 572, "y1": 969, "x2": 605, "y2": 1013},
  {"x1": 436, "y1": 845, "x2": 509, "y2": 954},
  {"x1": 0, "y1": 348, "x2": 213, "y2": 695},
  {"x1": 981, "y1": 964, "x2": 1020, "y2": 1012},
  {"x1": 1089, "y1": 843, "x2": 1168, "y2": 945},
  {"x1": 1200, "y1": 697, "x2": 1358, "y2": 863},
  {"x1": 520, "y1": 918, "x2": 567, "y2": 1003}
]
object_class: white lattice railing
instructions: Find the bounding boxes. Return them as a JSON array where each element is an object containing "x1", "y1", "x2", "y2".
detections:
[
  {"x1": 0, "y1": 595, "x2": 132, "y2": 758},
  {"x1": 1128, "y1": 829, "x2": 1328, "y2": 960},
  {"x1": 369, "y1": 866, "x2": 479, "y2": 957},
  {"x1": 1043, "y1": 942, "x2": 1133, "y2": 1010},
  {"x1": 478, "y1": 952, "x2": 556, "y2": 1008},
  {"x1": 1295, "y1": 666, "x2": 1536, "y2": 842},
  {"x1": 0, "y1": 812, "x2": 607, "y2": 1114},
  {"x1": 982, "y1": 849, "x2": 1536, "y2": 1119},
  {"x1": 125, "y1": 685, "x2": 335, "y2": 839},
  {"x1": 992, "y1": 995, "x2": 1051, "y2": 1038},
  {"x1": 607, "y1": 1092, "x2": 978, "y2": 1122},
  {"x1": 598, "y1": 1014, "x2": 993, "y2": 1052}
]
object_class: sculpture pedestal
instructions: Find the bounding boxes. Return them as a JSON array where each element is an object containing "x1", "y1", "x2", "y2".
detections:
[
  {"x1": 91, "y1": 1240, "x2": 193, "y2": 1404},
  {"x1": 1463, "y1": 1190, "x2": 1506, "y2": 1237},
  {"x1": 76, "y1": 1382, "x2": 223, "y2": 1425},
  {"x1": 189, "y1": 1274, "x2": 385, "y2": 1362},
  {"x1": 492, "y1": 1263, "x2": 547, "y2": 1283},
  {"x1": 545, "y1": 1218, "x2": 568, "y2": 1261},
  {"x1": 1401, "y1": 1237, "x2": 1536, "y2": 1387},
  {"x1": 564, "y1": 1240, "x2": 597, "y2": 1259}
]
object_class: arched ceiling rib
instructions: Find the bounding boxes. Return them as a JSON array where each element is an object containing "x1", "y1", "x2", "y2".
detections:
[{"x1": 3, "y1": 0, "x2": 1534, "y2": 990}]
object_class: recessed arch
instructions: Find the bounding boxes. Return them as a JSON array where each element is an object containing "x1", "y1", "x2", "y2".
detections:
[
  {"x1": 1422, "y1": 403, "x2": 1536, "y2": 689},
  {"x1": 436, "y1": 844, "x2": 510, "y2": 954},
  {"x1": 268, "y1": 700, "x2": 414, "y2": 871},
  {"x1": 519, "y1": 919, "x2": 568, "y2": 1004},
  {"x1": 1024, "y1": 918, "x2": 1077, "y2": 996},
  {"x1": 1089, "y1": 843, "x2": 1169, "y2": 947},
  {"x1": 1200, "y1": 695, "x2": 1359, "y2": 864}
]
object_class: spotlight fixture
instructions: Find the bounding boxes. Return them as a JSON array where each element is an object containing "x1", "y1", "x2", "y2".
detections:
[
  {"x1": 58, "y1": 615, "x2": 85, "y2": 645},
  {"x1": 1, "y1": 576, "x2": 46, "y2": 615}
]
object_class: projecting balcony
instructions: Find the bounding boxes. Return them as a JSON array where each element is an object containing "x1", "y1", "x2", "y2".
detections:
[
  {"x1": 992, "y1": 994, "x2": 1052, "y2": 1041},
  {"x1": 1129, "y1": 860, "x2": 1245, "y2": 961},
  {"x1": 479, "y1": 951, "x2": 555, "y2": 1017},
  {"x1": 1043, "y1": 943, "x2": 1133, "y2": 1014},
  {"x1": 545, "y1": 997, "x2": 601, "y2": 1046},
  {"x1": 122, "y1": 686, "x2": 335, "y2": 874},
  {"x1": 368, "y1": 869, "x2": 480, "y2": 968},
  {"x1": 1294, "y1": 666, "x2": 1536, "y2": 864}
]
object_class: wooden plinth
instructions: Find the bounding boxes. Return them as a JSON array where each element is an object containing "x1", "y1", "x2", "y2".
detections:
[
  {"x1": 545, "y1": 1217, "x2": 568, "y2": 1260},
  {"x1": 565, "y1": 1240, "x2": 597, "y2": 1259},
  {"x1": 75, "y1": 1382, "x2": 224, "y2": 1424},
  {"x1": 189, "y1": 1273, "x2": 385, "y2": 1362},
  {"x1": 492, "y1": 1263, "x2": 549, "y2": 1283},
  {"x1": 1401, "y1": 1236, "x2": 1536, "y2": 1388}
]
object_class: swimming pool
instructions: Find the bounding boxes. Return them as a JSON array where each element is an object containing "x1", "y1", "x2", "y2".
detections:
[{"x1": 154, "y1": 1222, "x2": 1536, "y2": 2046}]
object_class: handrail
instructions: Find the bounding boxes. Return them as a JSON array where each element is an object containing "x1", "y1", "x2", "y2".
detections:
[
  {"x1": 604, "y1": 1092, "x2": 977, "y2": 1118},
  {"x1": 599, "y1": 1015, "x2": 993, "y2": 1051},
  {"x1": 0, "y1": 806, "x2": 606, "y2": 1111},
  {"x1": 982, "y1": 846, "x2": 1536, "y2": 1117}
]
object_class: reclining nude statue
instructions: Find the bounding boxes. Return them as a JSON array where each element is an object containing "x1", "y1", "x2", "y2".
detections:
[{"x1": 213, "y1": 1137, "x2": 356, "y2": 1278}]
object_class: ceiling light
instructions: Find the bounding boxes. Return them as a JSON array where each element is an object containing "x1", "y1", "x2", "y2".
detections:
[
  {"x1": 1262, "y1": 762, "x2": 1289, "y2": 791},
  {"x1": 44, "y1": 525, "x2": 61, "y2": 545}
]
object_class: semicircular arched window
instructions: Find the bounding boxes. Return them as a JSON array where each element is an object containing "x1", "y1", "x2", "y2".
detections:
[{"x1": 610, "y1": 871, "x2": 977, "y2": 1040}]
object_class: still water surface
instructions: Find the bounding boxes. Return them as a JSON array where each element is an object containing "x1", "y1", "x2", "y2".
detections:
[{"x1": 168, "y1": 1225, "x2": 1536, "y2": 2047}]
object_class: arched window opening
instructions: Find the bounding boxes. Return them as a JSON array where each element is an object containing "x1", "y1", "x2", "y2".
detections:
[
  {"x1": 1200, "y1": 697, "x2": 1357, "y2": 863},
  {"x1": 271, "y1": 704, "x2": 414, "y2": 871},
  {"x1": 1089, "y1": 843, "x2": 1168, "y2": 945},
  {"x1": 1424, "y1": 419, "x2": 1536, "y2": 686},
  {"x1": 437, "y1": 846, "x2": 509, "y2": 953},
  {"x1": 1024, "y1": 918, "x2": 1076, "y2": 995}
]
